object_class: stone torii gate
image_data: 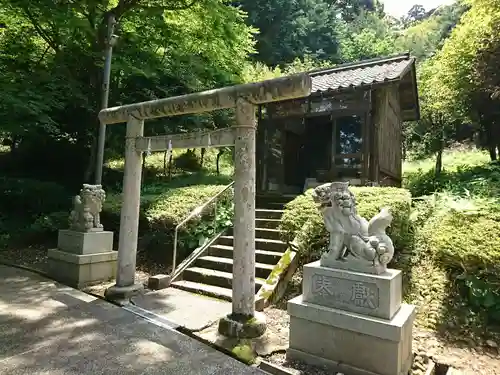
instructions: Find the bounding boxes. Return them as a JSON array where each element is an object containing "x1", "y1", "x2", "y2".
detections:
[{"x1": 101, "y1": 74, "x2": 312, "y2": 337}]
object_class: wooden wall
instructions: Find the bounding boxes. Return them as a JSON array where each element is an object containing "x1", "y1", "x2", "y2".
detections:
[{"x1": 371, "y1": 86, "x2": 403, "y2": 186}]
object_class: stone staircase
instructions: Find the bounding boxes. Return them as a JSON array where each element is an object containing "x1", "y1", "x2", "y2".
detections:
[{"x1": 171, "y1": 193, "x2": 297, "y2": 301}]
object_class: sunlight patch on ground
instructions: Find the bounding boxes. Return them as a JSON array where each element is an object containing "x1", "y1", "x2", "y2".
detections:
[{"x1": 403, "y1": 148, "x2": 490, "y2": 174}]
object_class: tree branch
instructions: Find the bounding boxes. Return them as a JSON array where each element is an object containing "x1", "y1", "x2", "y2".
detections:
[
  {"x1": 22, "y1": 8, "x2": 59, "y2": 52},
  {"x1": 138, "y1": 0, "x2": 199, "y2": 12}
]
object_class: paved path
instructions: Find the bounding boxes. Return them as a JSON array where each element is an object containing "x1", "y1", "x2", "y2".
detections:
[
  {"x1": 0, "y1": 265, "x2": 266, "y2": 375},
  {"x1": 131, "y1": 288, "x2": 231, "y2": 331}
]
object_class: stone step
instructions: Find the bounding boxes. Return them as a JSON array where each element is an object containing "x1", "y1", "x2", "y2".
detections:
[
  {"x1": 171, "y1": 280, "x2": 233, "y2": 301},
  {"x1": 218, "y1": 235, "x2": 288, "y2": 253},
  {"x1": 196, "y1": 255, "x2": 273, "y2": 279},
  {"x1": 183, "y1": 267, "x2": 265, "y2": 293},
  {"x1": 257, "y1": 202, "x2": 286, "y2": 210},
  {"x1": 256, "y1": 227, "x2": 282, "y2": 241},
  {"x1": 208, "y1": 245, "x2": 284, "y2": 264},
  {"x1": 256, "y1": 209, "x2": 284, "y2": 219},
  {"x1": 255, "y1": 218, "x2": 281, "y2": 229},
  {"x1": 227, "y1": 227, "x2": 282, "y2": 241},
  {"x1": 256, "y1": 194, "x2": 297, "y2": 204}
]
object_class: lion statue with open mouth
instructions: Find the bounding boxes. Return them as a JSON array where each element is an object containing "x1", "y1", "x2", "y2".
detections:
[{"x1": 311, "y1": 182, "x2": 394, "y2": 274}]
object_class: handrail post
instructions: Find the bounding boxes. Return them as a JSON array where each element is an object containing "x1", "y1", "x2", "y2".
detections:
[{"x1": 172, "y1": 229, "x2": 178, "y2": 275}]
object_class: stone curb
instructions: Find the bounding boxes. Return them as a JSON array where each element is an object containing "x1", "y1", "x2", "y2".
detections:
[{"x1": 257, "y1": 360, "x2": 295, "y2": 375}]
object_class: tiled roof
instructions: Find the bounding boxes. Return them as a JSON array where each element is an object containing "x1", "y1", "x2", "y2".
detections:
[{"x1": 309, "y1": 54, "x2": 415, "y2": 93}]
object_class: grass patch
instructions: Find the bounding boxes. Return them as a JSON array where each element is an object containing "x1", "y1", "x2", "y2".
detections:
[
  {"x1": 403, "y1": 148, "x2": 500, "y2": 198},
  {"x1": 403, "y1": 148, "x2": 490, "y2": 175}
]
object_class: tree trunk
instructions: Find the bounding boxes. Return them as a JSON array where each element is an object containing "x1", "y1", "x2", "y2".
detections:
[
  {"x1": 489, "y1": 146, "x2": 497, "y2": 161},
  {"x1": 83, "y1": 133, "x2": 98, "y2": 183},
  {"x1": 168, "y1": 153, "x2": 173, "y2": 180},
  {"x1": 163, "y1": 150, "x2": 168, "y2": 177},
  {"x1": 216, "y1": 148, "x2": 224, "y2": 175},
  {"x1": 435, "y1": 147, "x2": 443, "y2": 176},
  {"x1": 142, "y1": 153, "x2": 147, "y2": 182},
  {"x1": 201, "y1": 147, "x2": 206, "y2": 167}
]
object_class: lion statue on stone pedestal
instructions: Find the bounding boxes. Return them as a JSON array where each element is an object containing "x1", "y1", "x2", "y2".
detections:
[
  {"x1": 311, "y1": 182, "x2": 394, "y2": 273},
  {"x1": 69, "y1": 184, "x2": 106, "y2": 232}
]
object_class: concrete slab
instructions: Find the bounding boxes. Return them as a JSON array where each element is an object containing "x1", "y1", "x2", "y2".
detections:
[
  {"x1": 0, "y1": 265, "x2": 266, "y2": 375},
  {"x1": 131, "y1": 287, "x2": 232, "y2": 331}
]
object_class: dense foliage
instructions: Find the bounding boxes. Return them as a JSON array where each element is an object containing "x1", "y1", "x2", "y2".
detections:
[
  {"x1": 405, "y1": 0, "x2": 500, "y2": 167},
  {"x1": 1, "y1": 0, "x2": 500, "y2": 338},
  {"x1": 0, "y1": 0, "x2": 472, "y2": 184}
]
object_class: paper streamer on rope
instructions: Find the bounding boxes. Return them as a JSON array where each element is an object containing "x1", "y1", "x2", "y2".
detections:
[
  {"x1": 166, "y1": 139, "x2": 172, "y2": 161},
  {"x1": 146, "y1": 138, "x2": 152, "y2": 156}
]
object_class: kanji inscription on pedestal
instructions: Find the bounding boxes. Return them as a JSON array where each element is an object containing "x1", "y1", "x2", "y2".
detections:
[
  {"x1": 309, "y1": 274, "x2": 380, "y2": 311},
  {"x1": 350, "y1": 282, "x2": 377, "y2": 309}
]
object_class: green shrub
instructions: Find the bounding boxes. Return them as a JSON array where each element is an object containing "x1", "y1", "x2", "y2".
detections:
[
  {"x1": 101, "y1": 183, "x2": 233, "y2": 265},
  {"x1": 279, "y1": 187, "x2": 412, "y2": 262},
  {"x1": 30, "y1": 211, "x2": 69, "y2": 235},
  {"x1": 0, "y1": 177, "x2": 71, "y2": 216},
  {"x1": 173, "y1": 149, "x2": 202, "y2": 172},
  {"x1": 403, "y1": 162, "x2": 500, "y2": 198},
  {"x1": 414, "y1": 194, "x2": 500, "y2": 323}
]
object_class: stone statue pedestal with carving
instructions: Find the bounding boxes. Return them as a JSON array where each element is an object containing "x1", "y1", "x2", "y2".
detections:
[
  {"x1": 287, "y1": 261, "x2": 415, "y2": 375},
  {"x1": 47, "y1": 184, "x2": 117, "y2": 289},
  {"x1": 47, "y1": 230, "x2": 117, "y2": 289}
]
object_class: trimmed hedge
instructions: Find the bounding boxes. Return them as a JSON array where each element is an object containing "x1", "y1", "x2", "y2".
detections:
[
  {"x1": 101, "y1": 184, "x2": 233, "y2": 265},
  {"x1": 279, "y1": 187, "x2": 412, "y2": 262},
  {"x1": 413, "y1": 195, "x2": 500, "y2": 322}
]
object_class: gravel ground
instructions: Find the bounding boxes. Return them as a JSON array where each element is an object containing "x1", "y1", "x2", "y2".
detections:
[
  {"x1": 2, "y1": 246, "x2": 499, "y2": 374},
  {"x1": 263, "y1": 306, "x2": 500, "y2": 375}
]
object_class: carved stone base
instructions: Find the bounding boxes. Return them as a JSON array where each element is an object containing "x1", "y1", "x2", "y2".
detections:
[
  {"x1": 303, "y1": 261, "x2": 402, "y2": 320},
  {"x1": 104, "y1": 283, "x2": 144, "y2": 303},
  {"x1": 287, "y1": 296, "x2": 415, "y2": 375},
  {"x1": 57, "y1": 229, "x2": 113, "y2": 255},
  {"x1": 47, "y1": 248, "x2": 117, "y2": 289},
  {"x1": 218, "y1": 312, "x2": 267, "y2": 339}
]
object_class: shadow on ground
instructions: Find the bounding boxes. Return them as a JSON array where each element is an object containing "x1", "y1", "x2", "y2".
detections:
[{"x1": 0, "y1": 265, "x2": 262, "y2": 375}]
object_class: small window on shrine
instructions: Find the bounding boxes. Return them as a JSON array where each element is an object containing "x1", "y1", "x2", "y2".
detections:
[
  {"x1": 335, "y1": 115, "x2": 362, "y2": 155},
  {"x1": 334, "y1": 157, "x2": 362, "y2": 178},
  {"x1": 334, "y1": 156, "x2": 362, "y2": 168},
  {"x1": 260, "y1": 105, "x2": 268, "y2": 119}
]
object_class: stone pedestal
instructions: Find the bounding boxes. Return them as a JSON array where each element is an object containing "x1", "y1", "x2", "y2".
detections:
[
  {"x1": 47, "y1": 230, "x2": 117, "y2": 288},
  {"x1": 287, "y1": 261, "x2": 415, "y2": 375}
]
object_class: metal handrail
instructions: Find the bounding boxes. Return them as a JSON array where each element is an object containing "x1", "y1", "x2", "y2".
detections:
[{"x1": 171, "y1": 180, "x2": 235, "y2": 276}]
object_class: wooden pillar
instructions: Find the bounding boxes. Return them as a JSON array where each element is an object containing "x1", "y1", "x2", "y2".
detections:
[
  {"x1": 105, "y1": 116, "x2": 144, "y2": 300},
  {"x1": 232, "y1": 98, "x2": 257, "y2": 317}
]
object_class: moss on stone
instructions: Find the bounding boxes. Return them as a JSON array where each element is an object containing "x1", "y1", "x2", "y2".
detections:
[
  {"x1": 218, "y1": 312, "x2": 266, "y2": 339},
  {"x1": 230, "y1": 341, "x2": 257, "y2": 364}
]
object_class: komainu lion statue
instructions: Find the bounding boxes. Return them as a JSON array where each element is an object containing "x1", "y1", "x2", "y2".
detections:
[
  {"x1": 69, "y1": 184, "x2": 106, "y2": 232},
  {"x1": 311, "y1": 182, "x2": 394, "y2": 274}
]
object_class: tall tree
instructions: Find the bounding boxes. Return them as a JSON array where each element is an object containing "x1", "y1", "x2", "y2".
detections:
[
  {"x1": 233, "y1": 0, "x2": 378, "y2": 66},
  {"x1": 415, "y1": 0, "x2": 500, "y2": 160},
  {"x1": 0, "y1": 0, "x2": 256, "y2": 183}
]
